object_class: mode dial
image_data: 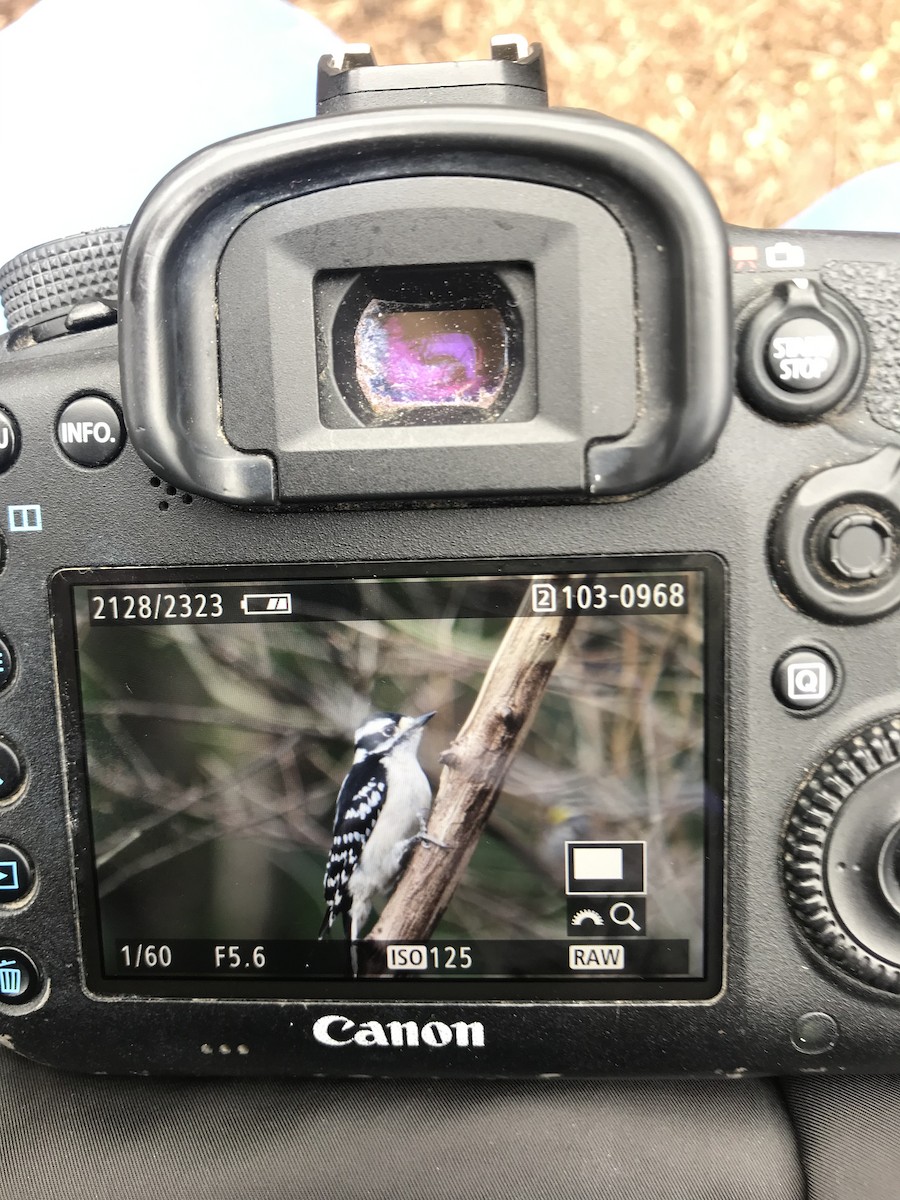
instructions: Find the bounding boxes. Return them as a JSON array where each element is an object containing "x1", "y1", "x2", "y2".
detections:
[
  {"x1": 785, "y1": 717, "x2": 900, "y2": 992},
  {"x1": 0, "y1": 228, "x2": 127, "y2": 332}
]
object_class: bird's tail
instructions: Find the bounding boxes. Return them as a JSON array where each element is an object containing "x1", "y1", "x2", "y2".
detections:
[
  {"x1": 319, "y1": 908, "x2": 358, "y2": 975},
  {"x1": 317, "y1": 908, "x2": 334, "y2": 940},
  {"x1": 342, "y1": 911, "x2": 359, "y2": 978}
]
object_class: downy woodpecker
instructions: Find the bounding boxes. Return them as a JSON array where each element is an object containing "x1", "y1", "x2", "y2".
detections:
[{"x1": 318, "y1": 711, "x2": 439, "y2": 948}]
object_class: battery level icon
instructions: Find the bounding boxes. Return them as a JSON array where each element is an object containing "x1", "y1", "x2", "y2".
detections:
[{"x1": 240, "y1": 592, "x2": 293, "y2": 615}]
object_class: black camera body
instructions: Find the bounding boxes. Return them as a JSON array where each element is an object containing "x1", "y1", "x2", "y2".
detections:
[{"x1": 1, "y1": 41, "x2": 900, "y2": 1077}]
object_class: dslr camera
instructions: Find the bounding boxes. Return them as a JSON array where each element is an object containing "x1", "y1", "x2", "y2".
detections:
[{"x1": 0, "y1": 38, "x2": 899, "y2": 1078}]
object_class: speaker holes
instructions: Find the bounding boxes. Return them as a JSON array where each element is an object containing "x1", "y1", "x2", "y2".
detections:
[
  {"x1": 199, "y1": 1042, "x2": 249, "y2": 1057},
  {"x1": 148, "y1": 475, "x2": 195, "y2": 510}
]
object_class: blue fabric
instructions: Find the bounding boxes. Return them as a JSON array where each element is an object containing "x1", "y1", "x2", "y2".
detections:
[
  {"x1": 0, "y1": 0, "x2": 339, "y2": 273},
  {"x1": 786, "y1": 163, "x2": 900, "y2": 234},
  {"x1": 1, "y1": 0, "x2": 897, "y2": 287}
]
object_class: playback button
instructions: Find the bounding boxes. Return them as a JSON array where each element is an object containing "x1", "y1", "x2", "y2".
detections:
[{"x1": 0, "y1": 844, "x2": 33, "y2": 904}]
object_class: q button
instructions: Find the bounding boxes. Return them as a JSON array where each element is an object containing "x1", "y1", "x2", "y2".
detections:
[
  {"x1": 773, "y1": 647, "x2": 840, "y2": 713},
  {"x1": 57, "y1": 395, "x2": 124, "y2": 468}
]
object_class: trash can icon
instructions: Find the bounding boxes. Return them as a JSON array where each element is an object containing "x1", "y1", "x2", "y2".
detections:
[{"x1": 0, "y1": 959, "x2": 21, "y2": 996}]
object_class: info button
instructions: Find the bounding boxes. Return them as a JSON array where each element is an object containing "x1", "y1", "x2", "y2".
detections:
[{"x1": 57, "y1": 395, "x2": 124, "y2": 467}]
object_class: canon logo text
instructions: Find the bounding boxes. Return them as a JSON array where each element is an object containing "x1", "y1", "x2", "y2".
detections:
[{"x1": 312, "y1": 1015, "x2": 485, "y2": 1048}]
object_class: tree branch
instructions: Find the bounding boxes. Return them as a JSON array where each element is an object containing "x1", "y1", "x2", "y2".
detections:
[{"x1": 367, "y1": 578, "x2": 578, "y2": 951}]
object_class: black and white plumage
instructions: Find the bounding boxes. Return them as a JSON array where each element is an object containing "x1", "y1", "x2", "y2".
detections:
[{"x1": 318, "y1": 711, "x2": 437, "y2": 948}]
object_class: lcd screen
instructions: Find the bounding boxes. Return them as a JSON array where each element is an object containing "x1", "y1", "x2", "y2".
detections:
[{"x1": 54, "y1": 558, "x2": 724, "y2": 1000}]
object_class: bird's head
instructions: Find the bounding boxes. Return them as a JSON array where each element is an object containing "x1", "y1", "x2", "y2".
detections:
[{"x1": 352, "y1": 711, "x2": 436, "y2": 759}]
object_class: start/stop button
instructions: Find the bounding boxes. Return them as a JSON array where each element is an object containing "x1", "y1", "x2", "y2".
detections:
[
  {"x1": 764, "y1": 316, "x2": 841, "y2": 393},
  {"x1": 738, "y1": 280, "x2": 866, "y2": 422}
]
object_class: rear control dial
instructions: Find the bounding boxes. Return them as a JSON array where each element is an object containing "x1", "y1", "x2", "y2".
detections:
[{"x1": 784, "y1": 717, "x2": 900, "y2": 991}]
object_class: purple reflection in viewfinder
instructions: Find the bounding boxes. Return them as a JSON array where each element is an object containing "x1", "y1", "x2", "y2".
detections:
[
  {"x1": 355, "y1": 302, "x2": 508, "y2": 420},
  {"x1": 382, "y1": 322, "x2": 480, "y2": 401}
]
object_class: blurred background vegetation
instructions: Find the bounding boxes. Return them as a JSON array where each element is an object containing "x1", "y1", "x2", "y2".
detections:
[
  {"x1": 76, "y1": 576, "x2": 706, "y2": 960},
  {"x1": 2, "y1": 0, "x2": 898, "y2": 226}
]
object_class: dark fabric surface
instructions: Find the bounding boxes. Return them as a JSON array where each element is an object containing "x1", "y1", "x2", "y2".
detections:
[
  {"x1": 0, "y1": 1051, "x2": 805, "y2": 1200},
  {"x1": 782, "y1": 1075, "x2": 900, "y2": 1200}
]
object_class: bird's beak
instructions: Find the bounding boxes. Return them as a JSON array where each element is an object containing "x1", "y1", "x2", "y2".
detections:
[{"x1": 412, "y1": 710, "x2": 437, "y2": 728}]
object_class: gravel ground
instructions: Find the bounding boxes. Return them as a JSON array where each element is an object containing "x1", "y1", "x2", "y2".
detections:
[{"x1": 1, "y1": 0, "x2": 898, "y2": 226}]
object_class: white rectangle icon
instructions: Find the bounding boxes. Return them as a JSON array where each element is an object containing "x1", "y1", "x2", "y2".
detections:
[
  {"x1": 572, "y1": 846, "x2": 623, "y2": 880},
  {"x1": 386, "y1": 944, "x2": 429, "y2": 971},
  {"x1": 568, "y1": 944, "x2": 625, "y2": 971}
]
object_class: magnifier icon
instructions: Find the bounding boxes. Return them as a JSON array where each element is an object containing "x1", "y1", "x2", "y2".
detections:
[{"x1": 609, "y1": 902, "x2": 642, "y2": 933}]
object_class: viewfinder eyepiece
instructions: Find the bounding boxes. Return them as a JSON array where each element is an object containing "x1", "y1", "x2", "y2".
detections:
[{"x1": 331, "y1": 266, "x2": 521, "y2": 426}]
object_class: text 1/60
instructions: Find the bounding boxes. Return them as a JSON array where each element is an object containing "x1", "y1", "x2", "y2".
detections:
[
  {"x1": 386, "y1": 944, "x2": 473, "y2": 971},
  {"x1": 119, "y1": 943, "x2": 173, "y2": 969}
]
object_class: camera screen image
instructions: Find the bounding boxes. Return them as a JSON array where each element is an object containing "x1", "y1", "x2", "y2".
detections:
[{"x1": 57, "y1": 559, "x2": 723, "y2": 1000}]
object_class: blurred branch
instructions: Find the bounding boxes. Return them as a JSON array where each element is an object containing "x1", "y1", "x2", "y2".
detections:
[
  {"x1": 85, "y1": 700, "x2": 300, "y2": 736},
  {"x1": 95, "y1": 732, "x2": 330, "y2": 887}
]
